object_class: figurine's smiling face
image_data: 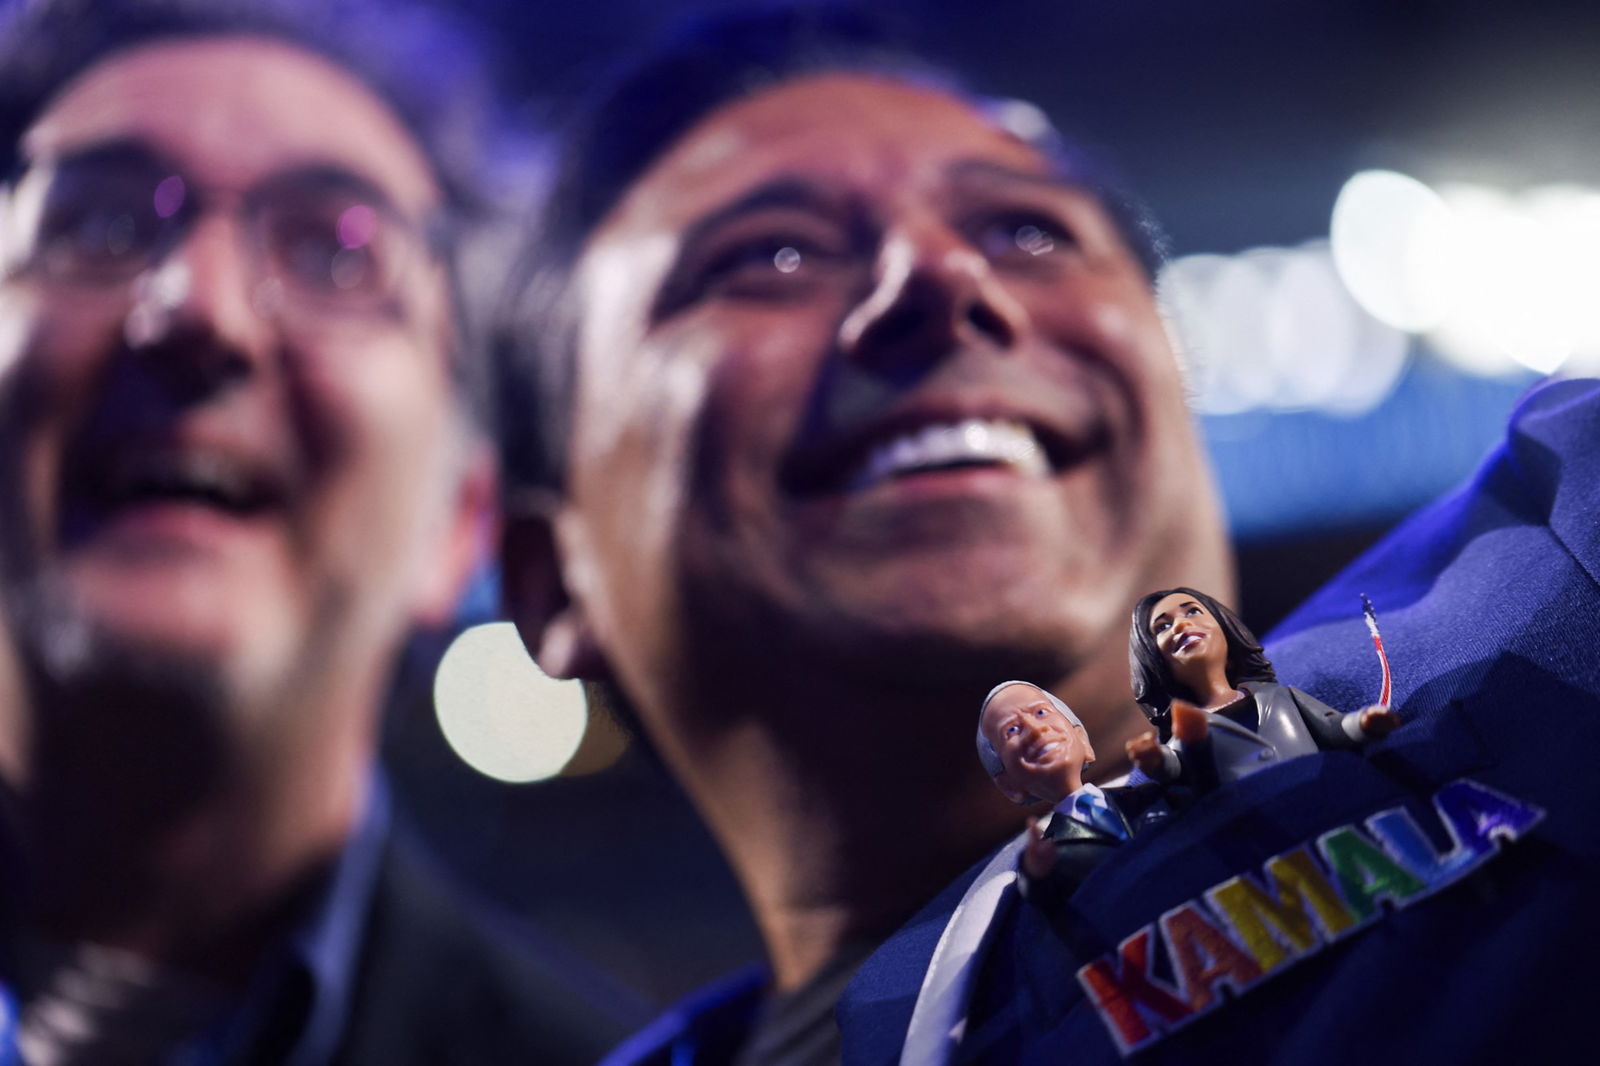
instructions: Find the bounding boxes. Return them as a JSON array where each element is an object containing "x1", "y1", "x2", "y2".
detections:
[
  {"x1": 981, "y1": 682, "x2": 1094, "y2": 805},
  {"x1": 1148, "y1": 592, "x2": 1227, "y2": 690}
]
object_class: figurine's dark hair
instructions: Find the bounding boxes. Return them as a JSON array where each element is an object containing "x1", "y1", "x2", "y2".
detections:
[
  {"x1": 0, "y1": 0, "x2": 508, "y2": 420},
  {"x1": 493, "y1": 2, "x2": 1169, "y2": 497},
  {"x1": 1129, "y1": 587, "x2": 1276, "y2": 740}
]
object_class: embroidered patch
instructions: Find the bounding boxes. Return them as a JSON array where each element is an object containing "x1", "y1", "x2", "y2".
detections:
[{"x1": 1076, "y1": 778, "x2": 1543, "y2": 1056}]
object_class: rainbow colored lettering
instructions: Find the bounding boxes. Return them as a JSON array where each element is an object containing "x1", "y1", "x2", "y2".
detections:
[{"x1": 1077, "y1": 778, "x2": 1543, "y2": 1055}]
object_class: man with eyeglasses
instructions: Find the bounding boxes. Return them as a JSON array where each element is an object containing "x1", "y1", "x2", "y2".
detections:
[{"x1": 0, "y1": 0, "x2": 626, "y2": 1063}]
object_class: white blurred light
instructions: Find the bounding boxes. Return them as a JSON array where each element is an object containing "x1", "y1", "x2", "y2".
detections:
[
  {"x1": 1159, "y1": 242, "x2": 1407, "y2": 417},
  {"x1": 433, "y1": 622, "x2": 588, "y2": 783},
  {"x1": 1526, "y1": 187, "x2": 1600, "y2": 368},
  {"x1": 1163, "y1": 171, "x2": 1600, "y2": 416},
  {"x1": 1331, "y1": 170, "x2": 1457, "y2": 332},
  {"x1": 1158, "y1": 253, "x2": 1232, "y2": 407},
  {"x1": 1330, "y1": 170, "x2": 1600, "y2": 379},
  {"x1": 1430, "y1": 184, "x2": 1570, "y2": 375},
  {"x1": 987, "y1": 98, "x2": 1054, "y2": 145}
]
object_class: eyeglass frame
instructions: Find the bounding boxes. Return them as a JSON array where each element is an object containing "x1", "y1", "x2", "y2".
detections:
[{"x1": 0, "y1": 137, "x2": 453, "y2": 328}]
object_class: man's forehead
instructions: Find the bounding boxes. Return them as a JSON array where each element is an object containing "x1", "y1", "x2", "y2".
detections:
[
  {"x1": 596, "y1": 71, "x2": 1075, "y2": 239},
  {"x1": 21, "y1": 35, "x2": 439, "y2": 215}
]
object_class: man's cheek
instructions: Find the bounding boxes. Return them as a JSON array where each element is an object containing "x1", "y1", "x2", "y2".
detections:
[{"x1": 0, "y1": 295, "x2": 33, "y2": 380}]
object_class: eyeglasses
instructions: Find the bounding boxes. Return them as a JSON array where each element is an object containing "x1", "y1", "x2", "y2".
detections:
[{"x1": 3, "y1": 145, "x2": 442, "y2": 322}]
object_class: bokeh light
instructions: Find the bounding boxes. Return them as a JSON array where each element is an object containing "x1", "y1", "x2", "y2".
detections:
[
  {"x1": 1331, "y1": 170, "x2": 1600, "y2": 379},
  {"x1": 152, "y1": 175, "x2": 186, "y2": 219},
  {"x1": 337, "y1": 203, "x2": 378, "y2": 249},
  {"x1": 1159, "y1": 242, "x2": 1408, "y2": 417},
  {"x1": 1330, "y1": 169, "x2": 1456, "y2": 333},
  {"x1": 1169, "y1": 171, "x2": 1600, "y2": 423},
  {"x1": 433, "y1": 621, "x2": 590, "y2": 783}
]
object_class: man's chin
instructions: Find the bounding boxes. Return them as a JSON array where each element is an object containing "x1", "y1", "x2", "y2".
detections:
[
  {"x1": 791, "y1": 610, "x2": 1091, "y2": 693},
  {"x1": 7, "y1": 604, "x2": 240, "y2": 814},
  {"x1": 681, "y1": 542, "x2": 1135, "y2": 691},
  {"x1": 5, "y1": 571, "x2": 240, "y2": 714},
  {"x1": 814, "y1": 534, "x2": 1131, "y2": 626},
  {"x1": 831, "y1": 582, "x2": 1122, "y2": 673}
]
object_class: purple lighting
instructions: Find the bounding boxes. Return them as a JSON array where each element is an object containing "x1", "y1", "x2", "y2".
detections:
[
  {"x1": 337, "y1": 204, "x2": 377, "y2": 249},
  {"x1": 152, "y1": 175, "x2": 185, "y2": 219}
]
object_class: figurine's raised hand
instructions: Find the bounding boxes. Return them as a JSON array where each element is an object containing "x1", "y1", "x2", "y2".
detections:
[
  {"x1": 1125, "y1": 731, "x2": 1165, "y2": 778},
  {"x1": 1357, "y1": 705, "x2": 1401, "y2": 738},
  {"x1": 1171, "y1": 699, "x2": 1210, "y2": 745},
  {"x1": 1022, "y1": 815, "x2": 1056, "y2": 881}
]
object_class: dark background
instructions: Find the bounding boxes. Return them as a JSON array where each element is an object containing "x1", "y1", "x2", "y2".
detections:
[{"x1": 381, "y1": 0, "x2": 1600, "y2": 1016}]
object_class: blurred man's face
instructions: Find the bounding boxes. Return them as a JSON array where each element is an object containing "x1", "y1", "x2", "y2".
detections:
[
  {"x1": 560, "y1": 73, "x2": 1218, "y2": 710},
  {"x1": 0, "y1": 37, "x2": 468, "y2": 711}
]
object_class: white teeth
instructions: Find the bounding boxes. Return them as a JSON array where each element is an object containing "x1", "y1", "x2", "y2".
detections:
[
  {"x1": 109, "y1": 451, "x2": 253, "y2": 505},
  {"x1": 851, "y1": 418, "x2": 1047, "y2": 489}
]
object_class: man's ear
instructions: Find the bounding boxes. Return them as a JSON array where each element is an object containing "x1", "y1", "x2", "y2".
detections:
[
  {"x1": 412, "y1": 440, "x2": 496, "y2": 628},
  {"x1": 993, "y1": 770, "x2": 1032, "y2": 807},
  {"x1": 501, "y1": 490, "x2": 610, "y2": 681}
]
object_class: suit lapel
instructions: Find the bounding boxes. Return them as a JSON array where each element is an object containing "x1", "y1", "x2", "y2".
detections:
[
  {"x1": 1205, "y1": 713, "x2": 1270, "y2": 747},
  {"x1": 1046, "y1": 810, "x2": 1120, "y2": 845}
]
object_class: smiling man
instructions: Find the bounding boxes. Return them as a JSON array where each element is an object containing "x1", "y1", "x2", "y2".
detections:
[
  {"x1": 498, "y1": 9, "x2": 1231, "y2": 1065},
  {"x1": 0, "y1": 1, "x2": 625, "y2": 1062}
]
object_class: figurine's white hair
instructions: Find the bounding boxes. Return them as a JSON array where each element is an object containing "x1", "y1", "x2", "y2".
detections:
[{"x1": 975, "y1": 680, "x2": 1086, "y2": 778}]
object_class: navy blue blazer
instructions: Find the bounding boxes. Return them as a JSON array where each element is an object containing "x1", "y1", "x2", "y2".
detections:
[{"x1": 839, "y1": 378, "x2": 1600, "y2": 1065}]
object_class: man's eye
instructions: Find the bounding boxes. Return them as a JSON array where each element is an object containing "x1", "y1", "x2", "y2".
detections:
[
  {"x1": 36, "y1": 198, "x2": 162, "y2": 276},
  {"x1": 271, "y1": 218, "x2": 344, "y2": 284},
  {"x1": 972, "y1": 213, "x2": 1075, "y2": 265},
  {"x1": 697, "y1": 235, "x2": 840, "y2": 296},
  {"x1": 264, "y1": 203, "x2": 394, "y2": 298}
]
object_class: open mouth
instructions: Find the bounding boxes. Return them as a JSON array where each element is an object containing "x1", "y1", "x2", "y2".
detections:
[
  {"x1": 62, "y1": 444, "x2": 287, "y2": 545},
  {"x1": 782, "y1": 413, "x2": 1105, "y2": 497},
  {"x1": 849, "y1": 418, "x2": 1044, "y2": 489},
  {"x1": 1025, "y1": 739, "x2": 1061, "y2": 763},
  {"x1": 1174, "y1": 631, "x2": 1203, "y2": 654}
]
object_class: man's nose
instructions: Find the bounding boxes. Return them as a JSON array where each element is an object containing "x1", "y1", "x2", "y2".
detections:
[
  {"x1": 123, "y1": 213, "x2": 273, "y2": 396},
  {"x1": 835, "y1": 218, "x2": 1028, "y2": 380}
]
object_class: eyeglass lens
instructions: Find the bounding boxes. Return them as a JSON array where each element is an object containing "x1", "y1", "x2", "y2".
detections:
[{"x1": 15, "y1": 147, "x2": 420, "y2": 316}]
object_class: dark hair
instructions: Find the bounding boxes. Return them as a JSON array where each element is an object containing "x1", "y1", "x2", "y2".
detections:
[
  {"x1": 494, "y1": 3, "x2": 1169, "y2": 497},
  {"x1": 1128, "y1": 587, "x2": 1276, "y2": 740},
  {"x1": 0, "y1": 0, "x2": 511, "y2": 420}
]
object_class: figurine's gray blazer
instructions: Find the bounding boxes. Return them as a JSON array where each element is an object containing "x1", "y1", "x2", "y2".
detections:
[{"x1": 1171, "y1": 680, "x2": 1361, "y2": 785}]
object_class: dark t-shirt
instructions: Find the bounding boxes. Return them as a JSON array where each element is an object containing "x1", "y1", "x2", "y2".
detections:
[
  {"x1": 1214, "y1": 691, "x2": 1259, "y2": 733},
  {"x1": 731, "y1": 941, "x2": 879, "y2": 1066}
]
